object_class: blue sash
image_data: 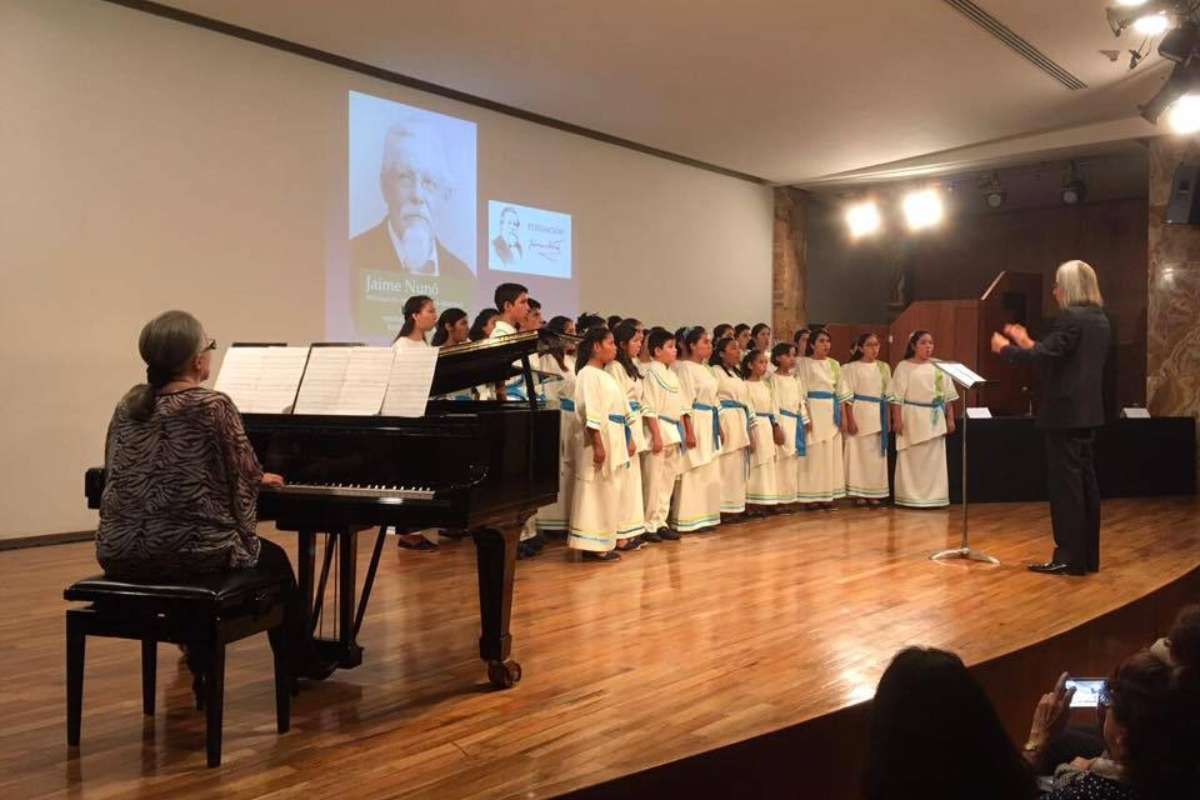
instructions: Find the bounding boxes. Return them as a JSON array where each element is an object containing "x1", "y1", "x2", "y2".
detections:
[
  {"x1": 608, "y1": 412, "x2": 632, "y2": 449},
  {"x1": 560, "y1": 398, "x2": 576, "y2": 412},
  {"x1": 659, "y1": 414, "x2": 686, "y2": 445},
  {"x1": 779, "y1": 408, "x2": 807, "y2": 456},
  {"x1": 693, "y1": 402, "x2": 722, "y2": 450},
  {"x1": 720, "y1": 399, "x2": 752, "y2": 436},
  {"x1": 903, "y1": 397, "x2": 944, "y2": 427},
  {"x1": 807, "y1": 390, "x2": 843, "y2": 428},
  {"x1": 853, "y1": 393, "x2": 890, "y2": 455}
]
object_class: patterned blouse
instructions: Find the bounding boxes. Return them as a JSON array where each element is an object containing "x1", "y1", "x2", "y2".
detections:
[{"x1": 97, "y1": 387, "x2": 263, "y2": 577}]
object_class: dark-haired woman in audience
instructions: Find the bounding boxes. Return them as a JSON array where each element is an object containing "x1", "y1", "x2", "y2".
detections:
[
  {"x1": 743, "y1": 348, "x2": 783, "y2": 511},
  {"x1": 534, "y1": 316, "x2": 578, "y2": 538},
  {"x1": 767, "y1": 342, "x2": 810, "y2": 509},
  {"x1": 842, "y1": 333, "x2": 892, "y2": 507},
  {"x1": 468, "y1": 308, "x2": 498, "y2": 342},
  {"x1": 796, "y1": 328, "x2": 848, "y2": 509},
  {"x1": 568, "y1": 326, "x2": 635, "y2": 562},
  {"x1": 711, "y1": 336, "x2": 752, "y2": 521},
  {"x1": 891, "y1": 330, "x2": 958, "y2": 509},
  {"x1": 430, "y1": 307, "x2": 469, "y2": 347},
  {"x1": 97, "y1": 310, "x2": 330, "y2": 681},
  {"x1": 669, "y1": 326, "x2": 722, "y2": 533},
  {"x1": 606, "y1": 320, "x2": 651, "y2": 548},
  {"x1": 862, "y1": 646, "x2": 1038, "y2": 800},
  {"x1": 1025, "y1": 636, "x2": 1200, "y2": 799}
]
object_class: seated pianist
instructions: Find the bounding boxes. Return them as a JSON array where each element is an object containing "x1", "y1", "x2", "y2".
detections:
[{"x1": 95, "y1": 310, "x2": 331, "y2": 679}]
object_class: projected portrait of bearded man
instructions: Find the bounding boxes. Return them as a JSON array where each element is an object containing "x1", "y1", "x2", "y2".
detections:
[{"x1": 351, "y1": 121, "x2": 474, "y2": 282}]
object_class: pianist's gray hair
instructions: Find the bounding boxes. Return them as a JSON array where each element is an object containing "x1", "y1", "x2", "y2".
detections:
[
  {"x1": 1055, "y1": 260, "x2": 1104, "y2": 309},
  {"x1": 122, "y1": 310, "x2": 206, "y2": 421}
]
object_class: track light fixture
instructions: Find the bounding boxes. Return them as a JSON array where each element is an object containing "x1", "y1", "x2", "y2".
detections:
[
  {"x1": 1061, "y1": 162, "x2": 1086, "y2": 206},
  {"x1": 1105, "y1": 1, "x2": 1175, "y2": 38},
  {"x1": 1107, "y1": 2, "x2": 1200, "y2": 133}
]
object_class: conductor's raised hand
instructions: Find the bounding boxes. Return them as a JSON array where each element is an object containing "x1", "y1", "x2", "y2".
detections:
[
  {"x1": 1004, "y1": 323, "x2": 1034, "y2": 349},
  {"x1": 990, "y1": 332, "x2": 1011, "y2": 355}
]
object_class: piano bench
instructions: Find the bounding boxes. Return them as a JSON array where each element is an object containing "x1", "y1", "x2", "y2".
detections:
[{"x1": 63, "y1": 571, "x2": 291, "y2": 768}]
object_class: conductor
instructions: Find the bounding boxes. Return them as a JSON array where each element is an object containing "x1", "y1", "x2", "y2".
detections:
[{"x1": 990, "y1": 260, "x2": 1110, "y2": 577}]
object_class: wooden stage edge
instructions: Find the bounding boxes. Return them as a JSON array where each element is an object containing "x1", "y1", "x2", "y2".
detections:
[{"x1": 2, "y1": 497, "x2": 1198, "y2": 800}]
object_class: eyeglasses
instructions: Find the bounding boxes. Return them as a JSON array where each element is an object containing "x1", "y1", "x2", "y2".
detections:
[{"x1": 202, "y1": 338, "x2": 217, "y2": 352}]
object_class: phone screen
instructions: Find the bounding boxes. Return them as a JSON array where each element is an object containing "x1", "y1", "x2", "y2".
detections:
[{"x1": 1065, "y1": 678, "x2": 1107, "y2": 708}]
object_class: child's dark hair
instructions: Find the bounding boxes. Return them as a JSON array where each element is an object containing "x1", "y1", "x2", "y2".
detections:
[
  {"x1": 648, "y1": 327, "x2": 675, "y2": 359},
  {"x1": 575, "y1": 325, "x2": 613, "y2": 373},
  {"x1": 740, "y1": 347, "x2": 765, "y2": 379},
  {"x1": 469, "y1": 308, "x2": 498, "y2": 341},
  {"x1": 806, "y1": 327, "x2": 831, "y2": 357},
  {"x1": 734, "y1": 323, "x2": 751, "y2": 339},
  {"x1": 494, "y1": 282, "x2": 528, "y2": 313},
  {"x1": 545, "y1": 315, "x2": 572, "y2": 371},
  {"x1": 771, "y1": 341, "x2": 796, "y2": 367},
  {"x1": 904, "y1": 329, "x2": 932, "y2": 360},
  {"x1": 430, "y1": 307, "x2": 468, "y2": 346},
  {"x1": 395, "y1": 295, "x2": 432, "y2": 342},
  {"x1": 849, "y1": 332, "x2": 878, "y2": 363},
  {"x1": 683, "y1": 325, "x2": 708, "y2": 359},
  {"x1": 751, "y1": 323, "x2": 771, "y2": 341},
  {"x1": 613, "y1": 319, "x2": 644, "y2": 381},
  {"x1": 713, "y1": 323, "x2": 733, "y2": 341},
  {"x1": 709, "y1": 335, "x2": 739, "y2": 377},
  {"x1": 607, "y1": 314, "x2": 623, "y2": 331},
  {"x1": 576, "y1": 311, "x2": 605, "y2": 333},
  {"x1": 793, "y1": 327, "x2": 811, "y2": 346}
]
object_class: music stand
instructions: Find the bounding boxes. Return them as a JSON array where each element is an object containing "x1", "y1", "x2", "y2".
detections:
[{"x1": 929, "y1": 361, "x2": 998, "y2": 565}]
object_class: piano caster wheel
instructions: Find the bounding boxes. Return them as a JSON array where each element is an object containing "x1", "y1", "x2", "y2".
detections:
[{"x1": 487, "y1": 659, "x2": 522, "y2": 689}]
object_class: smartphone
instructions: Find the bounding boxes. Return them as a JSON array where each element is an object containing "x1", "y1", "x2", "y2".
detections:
[{"x1": 1065, "y1": 678, "x2": 1107, "y2": 708}]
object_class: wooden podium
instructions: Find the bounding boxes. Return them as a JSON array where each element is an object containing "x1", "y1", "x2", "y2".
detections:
[{"x1": 887, "y1": 270, "x2": 1041, "y2": 416}]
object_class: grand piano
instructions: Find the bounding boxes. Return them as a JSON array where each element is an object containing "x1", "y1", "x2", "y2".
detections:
[{"x1": 86, "y1": 330, "x2": 567, "y2": 689}]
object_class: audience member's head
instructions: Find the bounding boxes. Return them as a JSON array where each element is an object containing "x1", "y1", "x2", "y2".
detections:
[
  {"x1": 1102, "y1": 626, "x2": 1200, "y2": 797},
  {"x1": 863, "y1": 646, "x2": 1036, "y2": 800}
]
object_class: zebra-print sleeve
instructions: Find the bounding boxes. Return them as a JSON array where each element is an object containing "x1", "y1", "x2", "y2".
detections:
[{"x1": 208, "y1": 392, "x2": 263, "y2": 565}]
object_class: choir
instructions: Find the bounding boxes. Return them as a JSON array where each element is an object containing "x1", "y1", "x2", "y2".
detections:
[{"x1": 390, "y1": 283, "x2": 962, "y2": 562}]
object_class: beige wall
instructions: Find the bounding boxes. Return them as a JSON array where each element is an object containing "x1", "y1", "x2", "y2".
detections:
[{"x1": 0, "y1": 0, "x2": 773, "y2": 538}]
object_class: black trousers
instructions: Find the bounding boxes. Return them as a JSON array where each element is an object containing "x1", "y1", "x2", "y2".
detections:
[{"x1": 1043, "y1": 428, "x2": 1101, "y2": 572}]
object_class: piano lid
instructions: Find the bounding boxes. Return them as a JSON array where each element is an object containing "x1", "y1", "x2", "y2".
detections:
[{"x1": 429, "y1": 329, "x2": 581, "y2": 396}]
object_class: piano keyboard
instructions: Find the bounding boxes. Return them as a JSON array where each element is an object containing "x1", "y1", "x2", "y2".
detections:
[{"x1": 265, "y1": 482, "x2": 435, "y2": 504}]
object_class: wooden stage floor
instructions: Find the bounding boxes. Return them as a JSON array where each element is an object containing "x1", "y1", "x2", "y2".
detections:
[{"x1": 3, "y1": 497, "x2": 1199, "y2": 800}]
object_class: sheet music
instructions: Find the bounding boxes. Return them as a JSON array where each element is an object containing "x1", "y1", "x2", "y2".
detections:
[
  {"x1": 381, "y1": 345, "x2": 439, "y2": 417},
  {"x1": 933, "y1": 360, "x2": 986, "y2": 388},
  {"x1": 213, "y1": 346, "x2": 309, "y2": 413},
  {"x1": 293, "y1": 346, "x2": 395, "y2": 415}
]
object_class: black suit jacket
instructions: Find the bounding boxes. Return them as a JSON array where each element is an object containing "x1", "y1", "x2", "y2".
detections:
[
  {"x1": 349, "y1": 219, "x2": 474, "y2": 281},
  {"x1": 1002, "y1": 305, "x2": 1111, "y2": 430}
]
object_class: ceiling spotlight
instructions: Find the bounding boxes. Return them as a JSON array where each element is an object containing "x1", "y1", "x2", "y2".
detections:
[
  {"x1": 1158, "y1": 22, "x2": 1198, "y2": 62},
  {"x1": 845, "y1": 200, "x2": 882, "y2": 238},
  {"x1": 1140, "y1": 60, "x2": 1200, "y2": 124},
  {"x1": 1166, "y1": 93, "x2": 1200, "y2": 133},
  {"x1": 1106, "y1": 2, "x2": 1173, "y2": 37},
  {"x1": 902, "y1": 189, "x2": 943, "y2": 231}
]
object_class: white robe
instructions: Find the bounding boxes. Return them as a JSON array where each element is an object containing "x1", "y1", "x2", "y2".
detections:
[
  {"x1": 841, "y1": 360, "x2": 892, "y2": 500},
  {"x1": 767, "y1": 370, "x2": 809, "y2": 505},
  {"x1": 796, "y1": 357, "x2": 849, "y2": 503},
  {"x1": 391, "y1": 336, "x2": 439, "y2": 542},
  {"x1": 568, "y1": 365, "x2": 632, "y2": 551},
  {"x1": 745, "y1": 379, "x2": 779, "y2": 506},
  {"x1": 641, "y1": 360, "x2": 685, "y2": 534},
  {"x1": 891, "y1": 360, "x2": 959, "y2": 508},
  {"x1": 668, "y1": 360, "x2": 722, "y2": 532},
  {"x1": 536, "y1": 354, "x2": 576, "y2": 532},
  {"x1": 606, "y1": 360, "x2": 648, "y2": 539}
]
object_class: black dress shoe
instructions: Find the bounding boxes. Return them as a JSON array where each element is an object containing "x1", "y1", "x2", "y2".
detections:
[{"x1": 1028, "y1": 561, "x2": 1086, "y2": 576}]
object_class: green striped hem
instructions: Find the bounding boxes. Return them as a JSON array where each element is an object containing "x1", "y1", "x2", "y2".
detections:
[
  {"x1": 746, "y1": 493, "x2": 781, "y2": 504},
  {"x1": 845, "y1": 485, "x2": 890, "y2": 499},
  {"x1": 670, "y1": 513, "x2": 720, "y2": 532},
  {"x1": 720, "y1": 502, "x2": 746, "y2": 513},
  {"x1": 894, "y1": 496, "x2": 949, "y2": 508}
]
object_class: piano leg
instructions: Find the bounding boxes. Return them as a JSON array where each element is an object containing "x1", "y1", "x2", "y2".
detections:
[
  {"x1": 297, "y1": 530, "x2": 316, "y2": 640},
  {"x1": 336, "y1": 527, "x2": 362, "y2": 668},
  {"x1": 472, "y1": 524, "x2": 522, "y2": 689}
]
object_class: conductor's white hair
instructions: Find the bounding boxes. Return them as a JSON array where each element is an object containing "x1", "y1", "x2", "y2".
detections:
[{"x1": 1055, "y1": 260, "x2": 1104, "y2": 308}]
